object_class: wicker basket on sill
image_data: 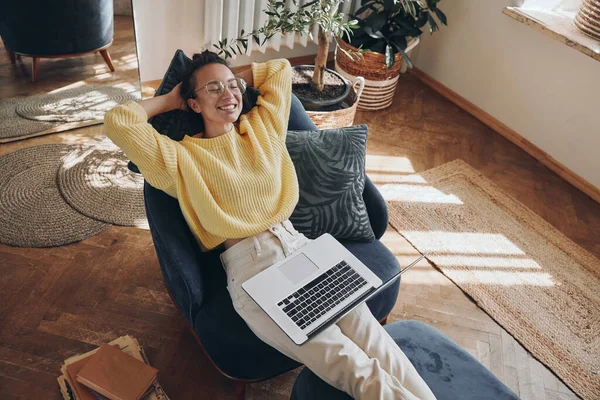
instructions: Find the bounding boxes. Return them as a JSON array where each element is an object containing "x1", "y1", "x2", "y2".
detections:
[
  {"x1": 574, "y1": 0, "x2": 600, "y2": 41},
  {"x1": 335, "y1": 38, "x2": 419, "y2": 111},
  {"x1": 306, "y1": 76, "x2": 365, "y2": 129}
]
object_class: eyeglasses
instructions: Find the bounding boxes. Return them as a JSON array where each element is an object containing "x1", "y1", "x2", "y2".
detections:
[{"x1": 193, "y1": 78, "x2": 246, "y2": 98}]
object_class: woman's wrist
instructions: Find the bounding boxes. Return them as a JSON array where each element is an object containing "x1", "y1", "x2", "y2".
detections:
[
  {"x1": 136, "y1": 93, "x2": 178, "y2": 119},
  {"x1": 165, "y1": 90, "x2": 182, "y2": 112}
]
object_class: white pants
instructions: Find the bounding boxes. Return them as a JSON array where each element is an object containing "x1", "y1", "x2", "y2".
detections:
[{"x1": 220, "y1": 220, "x2": 436, "y2": 400}]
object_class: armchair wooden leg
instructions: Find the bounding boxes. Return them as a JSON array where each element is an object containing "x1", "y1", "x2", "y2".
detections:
[
  {"x1": 99, "y1": 48, "x2": 115, "y2": 71},
  {"x1": 32, "y1": 57, "x2": 40, "y2": 83},
  {"x1": 235, "y1": 381, "x2": 246, "y2": 400}
]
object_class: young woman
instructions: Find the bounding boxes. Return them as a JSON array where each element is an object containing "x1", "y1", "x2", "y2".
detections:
[{"x1": 105, "y1": 51, "x2": 435, "y2": 400}]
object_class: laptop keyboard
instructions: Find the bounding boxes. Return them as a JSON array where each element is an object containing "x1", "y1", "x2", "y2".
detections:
[{"x1": 277, "y1": 260, "x2": 368, "y2": 331}]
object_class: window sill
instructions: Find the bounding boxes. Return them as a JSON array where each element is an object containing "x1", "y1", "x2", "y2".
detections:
[{"x1": 503, "y1": 6, "x2": 600, "y2": 63}]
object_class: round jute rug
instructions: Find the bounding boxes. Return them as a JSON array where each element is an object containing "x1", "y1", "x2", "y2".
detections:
[
  {"x1": 15, "y1": 85, "x2": 139, "y2": 123},
  {"x1": 57, "y1": 138, "x2": 148, "y2": 228},
  {"x1": 0, "y1": 144, "x2": 109, "y2": 247},
  {"x1": 0, "y1": 98, "x2": 58, "y2": 139}
]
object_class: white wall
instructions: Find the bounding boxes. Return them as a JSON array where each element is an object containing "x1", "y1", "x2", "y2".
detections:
[
  {"x1": 412, "y1": 0, "x2": 600, "y2": 190},
  {"x1": 131, "y1": 0, "x2": 318, "y2": 83}
]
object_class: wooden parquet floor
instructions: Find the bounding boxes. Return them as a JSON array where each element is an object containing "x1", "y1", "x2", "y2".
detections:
[{"x1": 1, "y1": 20, "x2": 599, "y2": 400}]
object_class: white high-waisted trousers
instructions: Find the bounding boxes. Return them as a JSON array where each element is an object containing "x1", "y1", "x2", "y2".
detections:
[{"x1": 220, "y1": 220, "x2": 436, "y2": 400}]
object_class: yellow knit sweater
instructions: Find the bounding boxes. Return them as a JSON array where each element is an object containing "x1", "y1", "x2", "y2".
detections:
[{"x1": 104, "y1": 59, "x2": 299, "y2": 250}]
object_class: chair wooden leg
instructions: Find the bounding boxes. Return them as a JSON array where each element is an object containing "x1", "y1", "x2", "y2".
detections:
[
  {"x1": 235, "y1": 381, "x2": 246, "y2": 400},
  {"x1": 379, "y1": 315, "x2": 388, "y2": 325},
  {"x1": 99, "y1": 48, "x2": 115, "y2": 71},
  {"x1": 32, "y1": 57, "x2": 40, "y2": 82}
]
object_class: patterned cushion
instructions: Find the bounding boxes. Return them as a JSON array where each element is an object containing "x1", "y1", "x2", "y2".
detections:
[{"x1": 287, "y1": 125, "x2": 376, "y2": 242}]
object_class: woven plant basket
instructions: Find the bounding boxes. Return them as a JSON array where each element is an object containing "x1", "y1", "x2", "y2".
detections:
[
  {"x1": 574, "y1": 0, "x2": 600, "y2": 41},
  {"x1": 306, "y1": 76, "x2": 365, "y2": 129},
  {"x1": 335, "y1": 38, "x2": 419, "y2": 111}
]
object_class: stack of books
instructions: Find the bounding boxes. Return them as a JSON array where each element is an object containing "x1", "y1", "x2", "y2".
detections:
[{"x1": 57, "y1": 335, "x2": 170, "y2": 400}]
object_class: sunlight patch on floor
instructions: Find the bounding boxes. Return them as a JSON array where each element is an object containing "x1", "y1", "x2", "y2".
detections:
[
  {"x1": 398, "y1": 267, "x2": 457, "y2": 286},
  {"x1": 448, "y1": 269, "x2": 555, "y2": 286},
  {"x1": 434, "y1": 255, "x2": 543, "y2": 270},
  {"x1": 405, "y1": 231, "x2": 526, "y2": 255},
  {"x1": 119, "y1": 53, "x2": 138, "y2": 64},
  {"x1": 381, "y1": 183, "x2": 464, "y2": 204},
  {"x1": 48, "y1": 81, "x2": 88, "y2": 93},
  {"x1": 92, "y1": 72, "x2": 113, "y2": 80},
  {"x1": 366, "y1": 154, "x2": 415, "y2": 174}
]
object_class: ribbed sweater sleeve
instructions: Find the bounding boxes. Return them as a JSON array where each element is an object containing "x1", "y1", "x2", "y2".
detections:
[
  {"x1": 251, "y1": 58, "x2": 292, "y2": 140},
  {"x1": 103, "y1": 101, "x2": 179, "y2": 197}
]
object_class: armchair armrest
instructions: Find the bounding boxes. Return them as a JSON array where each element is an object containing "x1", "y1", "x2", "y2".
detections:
[
  {"x1": 363, "y1": 175, "x2": 388, "y2": 240},
  {"x1": 143, "y1": 182, "x2": 206, "y2": 323}
]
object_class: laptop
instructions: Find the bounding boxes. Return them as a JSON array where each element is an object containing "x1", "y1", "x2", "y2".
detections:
[{"x1": 242, "y1": 233, "x2": 423, "y2": 345}]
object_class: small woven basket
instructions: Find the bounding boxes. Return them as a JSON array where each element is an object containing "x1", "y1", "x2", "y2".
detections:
[
  {"x1": 306, "y1": 77, "x2": 365, "y2": 129},
  {"x1": 335, "y1": 38, "x2": 419, "y2": 111},
  {"x1": 574, "y1": 0, "x2": 600, "y2": 41}
]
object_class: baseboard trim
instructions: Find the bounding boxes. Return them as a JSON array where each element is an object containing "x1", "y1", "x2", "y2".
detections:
[{"x1": 409, "y1": 67, "x2": 600, "y2": 204}]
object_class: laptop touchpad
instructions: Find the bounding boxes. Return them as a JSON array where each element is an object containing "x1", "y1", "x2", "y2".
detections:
[{"x1": 278, "y1": 254, "x2": 319, "y2": 284}]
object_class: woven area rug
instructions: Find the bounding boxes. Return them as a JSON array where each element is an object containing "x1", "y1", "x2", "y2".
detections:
[
  {"x1": 15, "y1": 85, "x2": 138, "y2": 123},
  {"x1": 383, "y1": 159, "x2": 600, "y2": 400},
  {"x1": 0, "y1": 144, "x2": 109, "y2": 247},
  {"x1": 57, "y1": 138, "x2": 148, "y2": 228},
  {"x1": 0, "y1": 98, "x2": 58, "y2": 139}
]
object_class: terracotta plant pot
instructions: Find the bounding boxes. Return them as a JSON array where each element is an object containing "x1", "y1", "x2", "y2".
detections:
[{"x1": 334, "y1": 38, "x2": 419, "y2": 111}]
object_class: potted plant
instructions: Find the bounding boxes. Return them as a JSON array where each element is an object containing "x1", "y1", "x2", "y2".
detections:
[
  {"x1": 215, "y1": 0, "x2": 365, "y2": 128},
  {"x1": 335, "y1": 0, "x2": 447, "y2": 110}
]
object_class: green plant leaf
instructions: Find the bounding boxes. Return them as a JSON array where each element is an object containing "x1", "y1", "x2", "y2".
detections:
[
  {"x1": 384, "y1": 0, "x2": 395, "y2": 9},
  {"x1": 385, "y1": 43, "x2": 394, "y2": 68},
  {"x1": 366, "y1": 11, "x2": 387, "y2": 33},
  {"x1": 388, "y1": 40, "x2": 412, "y2": 69},
  {"x1": 301, "y1": 0, "x2": 319, "y2": 9},
  {"x1": 364, "y1": 25, "x2": 385, "y2": 39},
  {"x1": 354, "y1": 1, "x2": 376, "y2": 16},
  {"x1": 416, "y1": 11, "x2": 428, "y2": 28},
  {"x1": 434, "y1": 7, "x2": 447, "y2": 25},
  {"x1": 427, "y1": 12, "x2": 438, "y2": 34},
  {"x1": 397, "y1": 46, "x2": 413, "y2": 69},
  {"x1": 389, "y1": 33, "x2": 408, "y2": 50},
  {"x1": 369, "y1": 40, "x2": 386, "y2": 53}
]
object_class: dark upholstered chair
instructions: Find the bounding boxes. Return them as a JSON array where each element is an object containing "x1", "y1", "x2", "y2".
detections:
[
  {"x1": 141, "y1": 53, "x2": 401, "y2": 399},
  {"x1": 291, "y1": 320, "x2": 519, "y2": 400},
  {"x1": 0, "y1": 0, "x2": 115, "y2": 82}
]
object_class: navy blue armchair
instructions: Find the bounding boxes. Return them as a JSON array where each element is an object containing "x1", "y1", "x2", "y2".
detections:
[
  {"x1": 0, "y1": 0, "x2": 115, "y2": 82},
  {"x1": 143, "y1": 93, "x2": 401, "y2": 399}
]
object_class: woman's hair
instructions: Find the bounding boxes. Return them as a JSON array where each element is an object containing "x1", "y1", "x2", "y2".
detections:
[
  {"x1": 179, "y1": 50, "x2": 258, "y2": 119},
  {"x1": 180, "y1": 50, "x2": 229, "y2": 101}
]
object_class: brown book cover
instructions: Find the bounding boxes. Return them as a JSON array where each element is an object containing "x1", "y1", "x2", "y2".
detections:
[
  {"x1": 75, "y1": 343, "x2": 158, "y2": 400},
  {"x1": 65, "y1": 355, "x2": 97, "y2": 400}
]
